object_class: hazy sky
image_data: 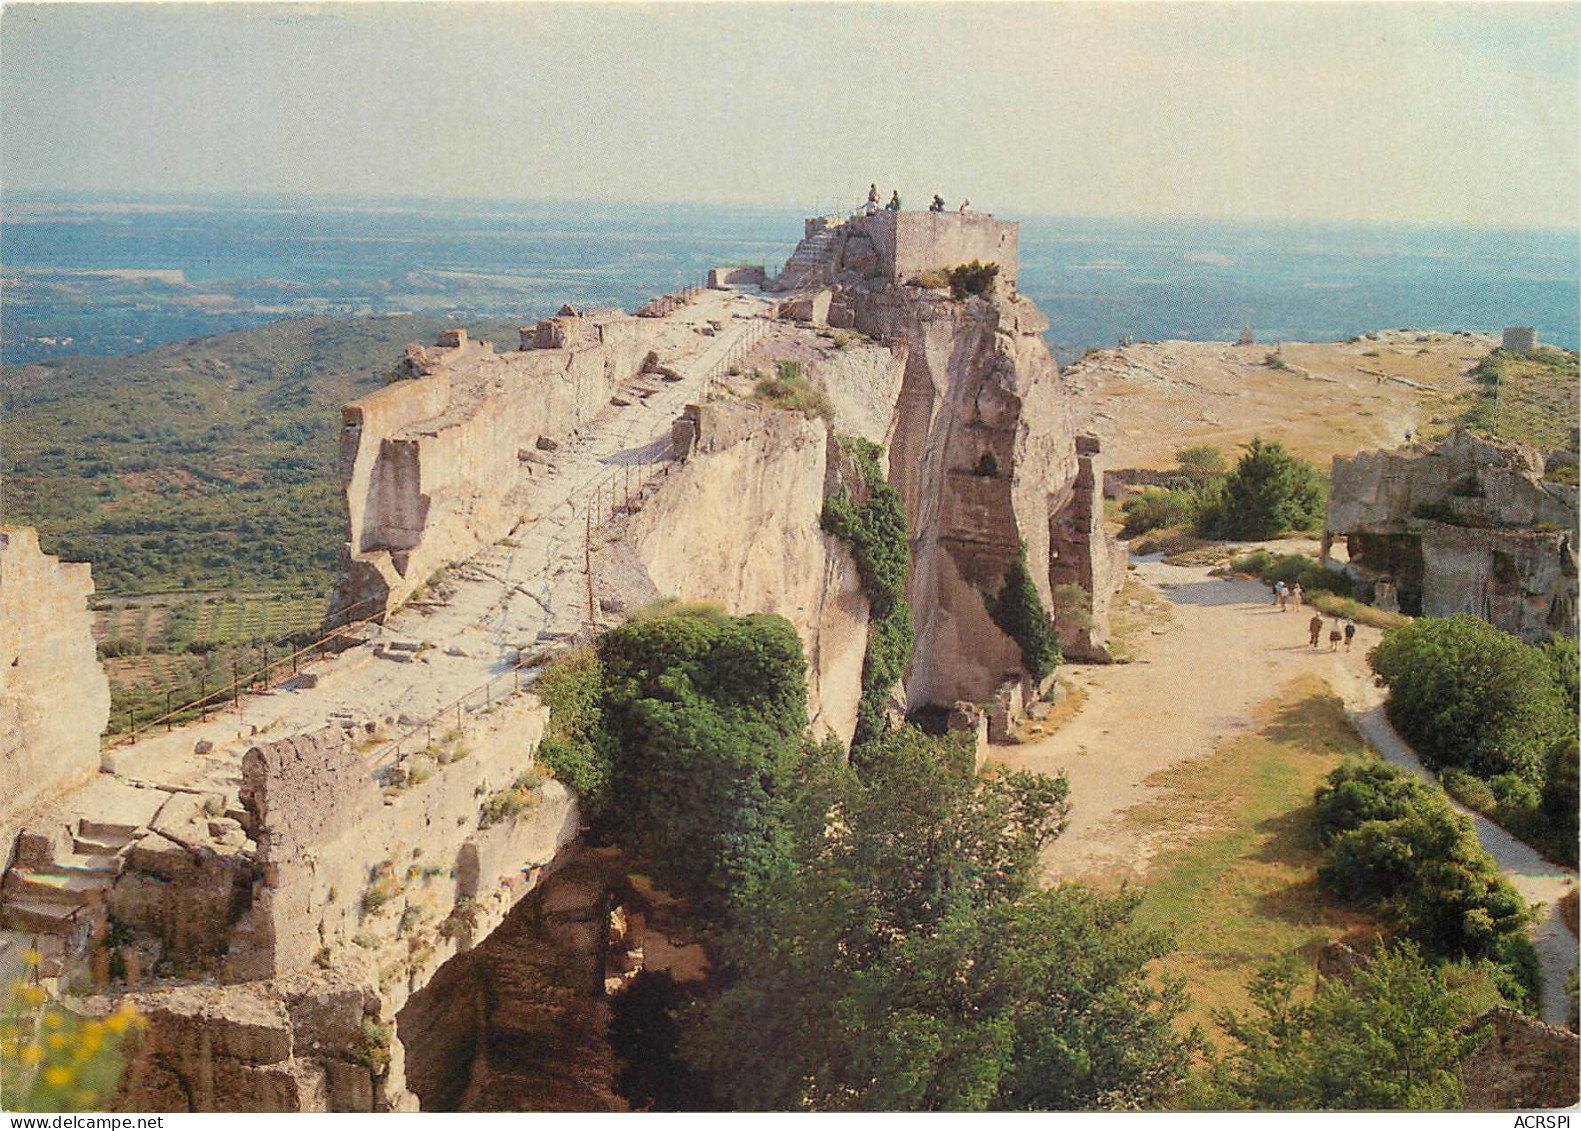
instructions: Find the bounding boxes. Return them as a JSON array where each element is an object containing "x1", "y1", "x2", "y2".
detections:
[{"x1": 2, "y1": 2, "x2": 1577, "y2": 228}]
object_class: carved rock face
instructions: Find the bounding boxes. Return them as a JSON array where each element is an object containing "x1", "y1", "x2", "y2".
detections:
[{"x1": 849, "y1": 288, "x2": 1121, "y2": 704}]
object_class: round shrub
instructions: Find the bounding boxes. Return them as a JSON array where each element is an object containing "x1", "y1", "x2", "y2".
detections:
[
  {"x1": 1368, "y1": 616, "x2": 1572, "y2": 785},
  {"x1": 1121, "y1": 487, "x2": 1200, "y2": 537}
]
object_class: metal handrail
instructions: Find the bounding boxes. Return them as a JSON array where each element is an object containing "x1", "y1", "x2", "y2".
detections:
[{"x1": 104, "y1": 593, "x2": 395, "y2": 748}]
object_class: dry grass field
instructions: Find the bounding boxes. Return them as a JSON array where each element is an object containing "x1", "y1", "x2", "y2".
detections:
[{"x1": 1062, "y1": 329, "x2": 1493, "y2": 471}]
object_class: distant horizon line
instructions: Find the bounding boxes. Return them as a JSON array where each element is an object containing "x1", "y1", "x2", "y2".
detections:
[{"x1": 4, "y1": 187, "x2": 1578, "y2": 239}]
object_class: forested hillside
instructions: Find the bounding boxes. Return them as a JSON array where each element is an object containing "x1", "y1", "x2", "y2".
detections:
[{"x1": 2, "y1": 314, "x2": 520, "y2": 596}]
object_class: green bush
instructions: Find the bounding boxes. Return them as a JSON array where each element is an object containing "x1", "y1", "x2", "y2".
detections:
[
  {"x1": 1542, "y1": 737, "x2": 1578, "y2": 830},
  {"x1": 1312, "y1": 761, "x2": 1538, "y2": 1006},
  {"x1": 1206, "y1": 438, "x2": 1326, "y2": 539},
  {"x1": 1174, "y1": 444, "x2": 1227, "y2": 483},
  {"x1": 1229, "y1": 549, "x2": 1274, "y2": 576},
  {"x1": 1368, "y1": 616, "x2": 1572, "y2": 785},
  {"x1": 599, "y1": 608, "x2": 808, "y2": 915},
  {"x1": 531, "y1": 646, "x2": 614, "y2": 819},
  {"x1": 946, "y1": 259, "x2": 999, "y2": 300},
  {"x1": 1121, "y1": 486, "x2": 1201, "y2": 537},
  {"x1": 1207, "y1": 943, "x2": 1484, "y2": 1110},
  {"x1": 752, "y1": 362, "x2": 835, "y2": 424},
  {"x1": 686, "y1": 728, "x2": 1196, "y2": 1111},
  {"x1": 822, "y1": 438, "x2": 914, "y2": 749},
  {"x1": 1259, "y1": 553, "x2": 1355, "y2": 598},
  {"x1": 985, "y1": 544, "x2": 1060, "y2": 682},
  {"x1": 1313, "y1": 758, "x2": 1433, "y2": 842},
  {"x1": 1541, "y1": 632, "x2": 1579, "y2": 714}
]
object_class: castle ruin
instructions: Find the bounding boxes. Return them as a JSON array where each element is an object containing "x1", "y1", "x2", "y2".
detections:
[{"x1": 1324, "y1": 428, "x2": 1578, "y2": 638}]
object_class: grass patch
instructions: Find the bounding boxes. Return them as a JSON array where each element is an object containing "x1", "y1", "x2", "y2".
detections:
[
  {"x1": 1458, "y1": 346, "x2": 1579, "y2": 457},
  {"x1": 751, "y1": 360, "x2": 835, "y2": 424},
  {"x1": 1128, "y1": 677, "x2": 1380, "y2": 1044},
  {"x1": 478, "y1": 769, "x2": 546, "y2": 828},
  {"x1": 1439, "y1": 767, "x2": 1577, "y2": 870},
  {"x1": 1012, "y1": 678, "x2": 1088, "y2": 742},
  {"x1": 1106, "y1": 574, "x2": 1171, "y2": 662},
  {"x1": 1306, "y1": 591, "x2": 1411, "y2": 630},
  {"x1": 1128, "y1": 527, "x2": 1209, "y2": 557}
]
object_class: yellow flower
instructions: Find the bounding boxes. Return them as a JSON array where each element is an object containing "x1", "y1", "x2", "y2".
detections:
[
  {"x1": 22, "y1": 950, "x2": 42, "y2": 967},
  {"x1": 43, "y1": 1012, "x2": 63, "y2": 1029},
  {"x1": 21, "y1": 985, "x2": 45, "y2": 1005},
  {"x1": 46, "y1": 1032, "x2": 68, "y2": 1050},
  {"x1": 20, "y1": 1045, "x2": 44, "y2": 1065},
  {"x1": 42, "y1": 1065, "x2": 73, "y2": 1088},
  {"x1": 77, "y1": 1031, "x2": 104, "y2": 1056},
  {"x1": 105, "y1": 1012, "x2": 129, "y2": 1034}
]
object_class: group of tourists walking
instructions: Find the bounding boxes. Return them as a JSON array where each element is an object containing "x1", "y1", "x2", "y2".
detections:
[
  {"x1": 1273, "y1": 578, "x2": 1354, "y2": 650},
  {"x1": 1306, "y1": 610, "x2": 1355, "y2": 652}
]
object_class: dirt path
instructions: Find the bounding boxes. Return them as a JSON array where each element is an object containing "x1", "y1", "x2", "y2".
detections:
[
  {"x1": 994, "y1": 556, "x2": 1577, "y2": 1025},
  {"x1": 105, "y1": 288, "x2": 772, "y2": 790}
]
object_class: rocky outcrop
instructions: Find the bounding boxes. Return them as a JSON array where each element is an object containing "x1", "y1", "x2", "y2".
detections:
[
  {"x1": 846, "y1": 284, "x2": 1122, "y2": 704},
  {"x1": 0, "y1": 527, "x2": 110, "y2": 859},
  {"x1": 1460, "y1": 1007, "x2": 1579, "y2": 1110},
  {"x1": 109, "y1": 969, "x2": 384, "y2": 1113},
  {"x1": 776, "y1": 211, "x2": 1020, "y2": 291},
  {"x1": 626, "y1": 402, "x2": 871, "y2": 745},
  {"x1": 1317, "y1": 941, "x2": 1578, "y2": 1109},
  {"x1": 329, "y1": 314, "x2": 651, "y2": 623},
  {"x1": 76, "y1": 691, "x2": 578, "y2": 1111},
  {"x1": 1325, "y1": 428, "x2": 1578, "y2": 638}
]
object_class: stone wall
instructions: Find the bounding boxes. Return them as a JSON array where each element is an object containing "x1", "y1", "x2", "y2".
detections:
[
  {"x1": 1460, "y1": 1007, "x2": 1579, "y2": 1110},
  {"x1": 844, "y1": 210, "x2": 1019, "y2": 288},
  {"x1": 1051, "y1": 436, "x2": 1124, "y2": 659},
  {"x1": 106, "y1": 692, "x2": 579, "y2": 1111},
  {"x1": 707, "y1": 265, "x2": 766, "y2": 289},
  {"x1": 1502, "y1": 327, "x2": 1538, "y2": 353},
  {"x1": 330, "y1": 312, "x2": 651, "y2": 623},
  {"x1": 0, "y1": 527, "x2": 110, "y2": 859},
  {"x1": 231, "y1": 695, "x2": 577, "y2": 984}
]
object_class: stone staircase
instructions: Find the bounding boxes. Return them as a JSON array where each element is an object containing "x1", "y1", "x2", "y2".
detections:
[
  {"x1": 1, "y1": 818, "x2": 138, "y2": 946},
  {"x1": 776, "y1": 224, "x2": 844, "y2": 290}
]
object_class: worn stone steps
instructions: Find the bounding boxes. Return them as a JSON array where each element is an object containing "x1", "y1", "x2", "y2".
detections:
[
  {"x1": 77, "y1": 818, "x2": 144, "y2": 846},
  {"x1": 28, "y1": 852, "x2": 121, "y2": 880},
  {"x1": 3, "y1": 869, "x2": 115, "y2": 905},
  {"x1": 0, "y1": 895, "x2": 82, "y2": 933}
]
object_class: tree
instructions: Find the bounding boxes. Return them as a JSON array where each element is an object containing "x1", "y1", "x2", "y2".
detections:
[
  {"x1": 1209, "y1": 437, "x2": 1325, "y2": 539},
  {"x1": 1368, "y1": 616, "x2": 1572, "y2": 786},
  {"x1": 599, "y1": 608, "x2": 808, "y2": 915},
  {"x1": 684, "y1": 726, "x2": 1197, "y2": 1110},
  {"x1": 1207, "y1": 943, "x2": 1483, "y2": 1110},
  {"x1": 986, "y1": 544, "x2": 1060, "y2": 681},
  {"x1": 1312, "y1": 760, "x2": 1538, "y2": 1006},
  {"x1": 1174, "y1": 444, "x2": 1227, "y2": 484}
]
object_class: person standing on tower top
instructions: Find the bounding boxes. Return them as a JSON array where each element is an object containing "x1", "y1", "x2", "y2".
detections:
[
  {"x1": 959, "y1": 198, "x2": 972, "y2": 214},
  {"x1": 865, "y1": 183, "x2": 880, "y2": 216},
  {"x1": 887, "y1": 189, "x2": 901, "y2": 212}
]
